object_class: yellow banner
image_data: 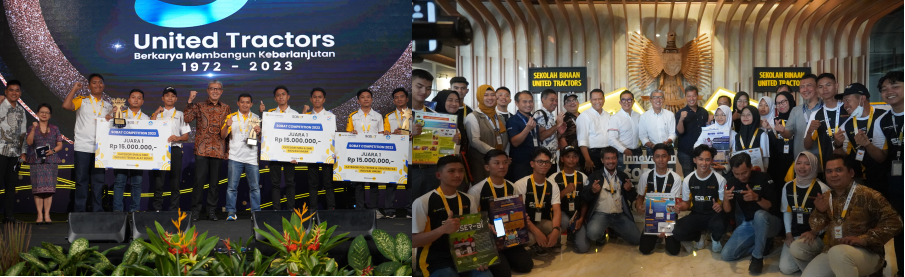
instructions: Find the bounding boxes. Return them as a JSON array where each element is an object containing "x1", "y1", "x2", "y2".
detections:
[{"x1": 344, "y1": 165, "x2": 397, "y2": 174}]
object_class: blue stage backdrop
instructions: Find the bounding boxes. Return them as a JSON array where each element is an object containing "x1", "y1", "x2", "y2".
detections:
[{"x1": 0, "y1": 0, "x2": 412, "y2": 213}]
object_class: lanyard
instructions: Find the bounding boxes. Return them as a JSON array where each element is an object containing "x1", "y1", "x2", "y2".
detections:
[
  {"x1": 395, "y1": 109, "x2": 404, "y2": 126},
  {"x1": 529, "y1": 174, "x2": 547, "y2": 208},
  {"x1": 90, "y1": 96, "x2": 104, "y2": 117},
  {"x1": 435, "y1": 188, "x2": 463, "y2": 216},
  {"x1": 893, "y1": 114, "x2": 903, "y2": 159},
  {"x1": 361, "y1": 112, "x2": 370, "y2": 133},
  {"x1": 741, "y1": 129, "x2": 760, "y2": 150},
  {"x1": 604, "y1": 169, "x2": 618, "y2": 194},
  {"x1": 852, "y1": 108, "x2": 875, "y2": 137},
  {"x1": 238, "y1": 113, "x2": 249, "y2": 133},
  {"x1": 779, "y1": 120, "x2": 789, "y2": 142},
  {"x1": 166, "y1": 108, "x2": 176, "y2": 120},
  {"x1": 792, "y1": 179, "x2": 816, "y2": 211},
  {"x1": 823, "y1": 103, "x2": 842, "y2": 136},
  {"x1": 652, "y1": 171, "x2": 669, "y2": 193},
  {"x1": 487, "y1": 178, "x2": 507, "y2": 198},
  {"x1": 561, "y1": 171, "x2": 578, "y2": 198},
  {"x1": 829, "y1": 183, "x2": 857, "y2": 220},
  {"x1": 518, "y1": 112, "x2": 537, "y2": 144}
]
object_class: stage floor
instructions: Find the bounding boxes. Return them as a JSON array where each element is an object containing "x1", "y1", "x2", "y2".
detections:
[{"x1": 13, "y1": 211, "x2": 411, "y2": 266}]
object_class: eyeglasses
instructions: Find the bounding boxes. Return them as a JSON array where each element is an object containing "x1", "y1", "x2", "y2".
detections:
[
  {"x1": 620, "y1": 98, "x2": 634, "y2": 103},
  {"x1": 776, "y1": 100, "x2": 789, "y2": 105},
  {"x1": 741, "y1": 113, "x2": 753, "y2": 118},
  {"x1": 714, "y1": 113, "x2": 726, "y2": 118},
  {"x1": 565, "y1": 99, "x2": 578, "y2": 104},
  {"x1": 533, "y1": 160, "x2": 552, "y2": 166}
]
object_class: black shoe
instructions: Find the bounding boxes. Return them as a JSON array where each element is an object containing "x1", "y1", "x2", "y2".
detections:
[
  {"x1": 748, "y1": 257, "x2": 763, "y2": 274},
  {"x1": 209, "y1": 213, "x2": 218, "y2": 221}
]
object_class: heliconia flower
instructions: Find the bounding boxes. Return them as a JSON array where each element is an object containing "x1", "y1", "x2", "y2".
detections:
[
  {"x1": 307, "y1": 243, "x2": 320, "y2": 251},
  {"x1": 361, "y1": 265, "x2": 374, "y2": 276},
  {"x1": 287, "y1": 244, "x2": 298, "y2": 251}
]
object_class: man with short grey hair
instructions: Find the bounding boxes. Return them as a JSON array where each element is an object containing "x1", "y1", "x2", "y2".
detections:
[
  {"x1": 184, "y1": 80, "x2": 232, "y2": 221},
  {"x1": 639, "y1": 90, "x2": 676, "y2": 155}
]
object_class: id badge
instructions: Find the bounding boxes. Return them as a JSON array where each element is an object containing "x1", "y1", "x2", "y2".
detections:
[
  {"x1": 856, "y1": 149, "x2": 865, "y2": 161},
  {"x1": 834, "y1": 226, "x2": 843, "y2": 239},
  {"x1": 796, "y1": 213, "x2": 804, "y2": 224},
  {"x1": 568, "y1": 201, "x2": 575, "y2": 212},
  {"x1": 496, "y1": 135, "x2": 503, "y2": 145},
  {"x1": 783, "y1": 145, "x2": 790, "y2": 154},
  {"x1": 533, "y1": 138, "x2": 538, "y2": 147},
  {"x1": 893, "y1": 159, "x2": 903, "y2": 177},
  {"x1": 534, "y1": 211, "x2": 542, "y2": 222}
]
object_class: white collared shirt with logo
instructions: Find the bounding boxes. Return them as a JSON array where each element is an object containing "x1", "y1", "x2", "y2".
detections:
[
  {"x1": 268, "y1": 106, "x2": 299, "y2": 115},
  {"x1": 224, "y1": 112, "x2": 261, "y2": 165},
  {"x1": 158, "y1": 107, "x2": 192, "y2": 148},
  {"x1": 72, "y1": 95, "x2": 114, "y2": 153},
  {"x1": 346, "y1": 108, "x2": 384, "y2": 134}
]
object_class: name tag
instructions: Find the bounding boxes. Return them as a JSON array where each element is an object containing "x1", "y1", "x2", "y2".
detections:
[
  {"x1": 834, "y1": 226, "x2": 843, "y2": 239},
  {"x1": 856, "y1": 149, "x2": 865, "y2": 161},
  {"x1": 893, "y1": 159, "x2": 903, "y2": 176},
  {"x1": 796, "y1": 213, "x2": 804, "y2": 224},
  {"x1": 534, "y1": 211, "x2": 542, "y2": 222},
  {"x1": 568, "y1": 202, "x2": 575, "y2": 212},
  {"x1": 496, "y1": 136, "x2": 503, "y2": 145},
  {"x1": 783, "y1": 145, "x2": 790, "y2": 154}
]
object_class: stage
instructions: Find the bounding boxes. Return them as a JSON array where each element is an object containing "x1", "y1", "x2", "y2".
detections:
[{"x1": 15, "y1": 211, "x2": 412, "y2": 267}]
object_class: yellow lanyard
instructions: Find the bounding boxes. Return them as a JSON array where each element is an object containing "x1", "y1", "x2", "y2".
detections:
[
  {"x1": 829, "y1": 183, "x2": 857, "y2": 220},
  {"x1": 395, "y1": 109, "x2": 405, "y2": 126},
  {"x1": 361, "y1": 112, "x2": 371, "y2": 133},
  {"x1": 605, "y1": 170, "x2": 618, "y2": 194},
  {"x1": 238, "y1": 113, "x2": 249, "y2": 133},
  {"x1": 90, "y1": 96, "x2": 104, "y2": 117},
  {"x1": 741, "y1": 129, "x2": 760, "y2": 150},
  {"x1": 824, "y1": 104, "x2": 842, "y2": 136},
  {"x1": 852, "y1": 108, "x2": 875, "y2": 139},
  {"x1": 279, "y1": 107, "x2": 286, "y2": 113},
  {"x1": 487, "y1": 178, "x2": 507, "y2": 199},
  {"x1": 130, "y1": 110, "x2": 142, "y2": 120},
  {"x1": 562, "y1": 171, "x2": 578, "y2": 198},
  {"x1": 436, "y1": 187, "x2": 463, "y2": 216},
  {"x1": 791, "y1": 179, "x2": 816, "y2": 212},
  {"x1": 530, "y1": 174, "x2": 547, "y2": 208}
]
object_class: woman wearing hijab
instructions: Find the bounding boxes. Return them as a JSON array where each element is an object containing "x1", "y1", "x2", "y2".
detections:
[
  {"x1": 695, "y1": 105, "x2": 736, "y2": 172},
  {"x1": 777, "y1": 152, "x2": 830, "y2": 275},
  {"x1": 761, "y1": 94, "x2": 797, "y2": 196},
  {"x1": 732, "y1": 91, "x2": 751, "y2": 130},
  {"x1": 465, "y1": 85, "x2": 509, "y2": 183},
  {"x1": 735, "y1": 106, "x2": 771, "y2": 172}
]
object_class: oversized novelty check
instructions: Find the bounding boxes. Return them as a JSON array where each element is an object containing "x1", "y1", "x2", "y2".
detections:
[
  {"x1": 95, "y1": 118, "x2": 172, "y2": 170},
  {"x1": 260, "y1": 112, "x2": 337, "y2": 164},
  {"x1": 333, "y1": 133, "x2": 409, "y2": 184}
]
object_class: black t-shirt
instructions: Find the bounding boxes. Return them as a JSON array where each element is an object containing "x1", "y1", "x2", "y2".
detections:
[
  {"x1": 878, "y1": 110, "x2": 903, "y2": 178},
  {"x1": 676, "y1": 106, "x2": 711, "y2": 154},
  {"x1": 811, "y1": 105, "x2": 849, "y2": 166},
  {"x1": 841, "y1": 108, "x2": 888, "y2": 181},
  {"x1": 684, "y1": 171, "x2": 726, "y2": 215},
  {"x1": 472, "y1": 179, "x2": 517, "y2": 213},
  {"x1": 549, "y1": 170, "x2": 588, "y2": 217},
  {"x1": 414, "y1": 190, "x2": 475, "y2": 275},
  {"x1": 783, "y1": 181, "x2": 823, "y2": 237},
  {"x1": 726, "y1": 171, "x2": 775, "y2": 221},
  {"x1": 522, "y1": 178, "x2": 556, "y2": 222}
]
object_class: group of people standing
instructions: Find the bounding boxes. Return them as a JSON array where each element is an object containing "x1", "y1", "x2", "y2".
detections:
[
  {"x1": 411, "y1": 69, "x2": 903, "y2": 277},
  {"x1": 0, "y1": 73, "x2": 413, "y2": 225}
]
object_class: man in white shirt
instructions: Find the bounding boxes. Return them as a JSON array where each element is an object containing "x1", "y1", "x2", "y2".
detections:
[
  {"x1": 346, "y1": 89, "x2": 387, "y2": 217},
  {"x1": 576, "y1": 89, "x2": 610, "y2": 174},
  {"x1": 62, "y1": 74, "x2": 115, "y2": 212},
  {"x1": 381, "y1": 88, "x2": 410, "y2": 219},
  {"x1": 221, "y1": 94, "x2": 263, "y2": 221},
  {"x1": 259, "y1": 86, "x2": 300, "y2": 212},
  {"x1": 150, "y1": 87, "x2": 192, "y2": 212},
  {"x1": 534, "y1": 89, "x2": 565, "y2": 175},
  {"x1": 608, "y1": 90, "x2": 642, "y2": 172},
  {"x1": 305, "y1": 87, "x2": 337, "y2": 213},
  {"x1": 639, "y1": 90, "x2": 677, "y2": 155},
  {"x1": 110, "y1": 89, "x2": 150, "y2": 212}
]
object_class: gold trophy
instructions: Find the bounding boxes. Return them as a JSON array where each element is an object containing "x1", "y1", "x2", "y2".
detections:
[
  {"x1": 399, "y1": 108, "x2": 411, "y2": 135},
  {"x1": 111, "y1": 98, "x2": 127, "y2": 128},
  {"x1": 247, "y1": 117, "x2": 261, "y2": 146}
]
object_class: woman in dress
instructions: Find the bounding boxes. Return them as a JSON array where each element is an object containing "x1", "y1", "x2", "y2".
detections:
[{"x1": 26, "y1": 103, "x2": 63, "y2": 225}]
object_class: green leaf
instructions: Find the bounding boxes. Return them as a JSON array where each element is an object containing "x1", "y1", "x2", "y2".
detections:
[
  {"x1": 4, "y1": 262, "x2": 25, "y2": 276},
  {"x1": 395, "y1": 233, "x2": 412, "y2": 263},
  {"x1": 324, "y1": 258, "x2": 336, "y2": 273},
  {"x1": 112, "y1": 263, "x2": 126, "y2": 276},
  {"x1": 196, "y1": 235, "x2": 219, "y2": 257},
  {"x1": 253, "y1": 227, "x2": 287, "y2": 253},
  {"x1": 375, "y1": 261, "x2": 402, "y2": 276},
  {"x1": 189, "y1": 257, "x2": 214, "y2": 273},
  {"x1": 42, "y1": 242, "x2": 67, "y2": 264},
  {"x1": 78, "y1": 264, "x2": 104, "y2": 275},
  {"x1": 62, "y1": 251, "x2": 93, "y2": 274},
  {"x1": 282, "y1": 218, "x2": 297, "y2": 242},
  {"x1": 125, "y1": 264, "x2": 157, "y2": 276},
  {"x1": 138, "y1": 241, "x2": 164, "y2": 256},
  {"x1": 100, "y1": 245, "x2": 127, "y2": 256},
  {"x1": 69, "y1": 238, "x2": 90, "y2": 258},
  {"x1": 253, "y1": 249, "x2": 262, "y2": 267},
  {"x1": 20, "y1": 253, "x2": 50, "y2": 272},
  {"x1": 371, "y1": 230, "x2": 396, "y2": 261},
  {"x1": 397, "y1": 265, "x2": 412, "y2": 276},
  {"x1": 263, "y1": 222, "x2": 285, "y2": 244},
  {"x1": 145, "y1": 226, "x2": 165, "y2": 250},
  {"x1": 347, "y1": 235, "x2": 370, "y2": 271},
  {"x1": 31, "y1": 247, "x2": 52, "y2": 259}
]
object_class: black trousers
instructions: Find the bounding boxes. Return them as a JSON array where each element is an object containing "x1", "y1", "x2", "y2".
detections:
[
  {"x1": 307, "y1": 163, "x2": 334, "y2": 210},
  {"x1": 672, "y1": 212, "x2": 727, "y2": 242},
  {"x1": 354, "y1": 182, "x2": 379, "y2": 210},
  {"x1": 489, "y1": 246, "x2": 533, "y2": 277},
  {"x1": 639, "y1": 234, "x2": 681, "y2": 255},
  {"x1": 269, "y1": 161, "x2": 296, "y2": 210},
  {"x1": 192, "y1": 155, "x2": 222, "y2": 215},
  {"x1": 1, "y1": 156, "x2": 18, "y2": 218},
  {"x1": 152, "y1": 146, "x2": 183, "y2": 211}
]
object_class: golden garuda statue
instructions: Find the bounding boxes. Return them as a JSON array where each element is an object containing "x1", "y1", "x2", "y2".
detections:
[{"x1": 627, "y1": 31, "x2": 712, "y2": 112}]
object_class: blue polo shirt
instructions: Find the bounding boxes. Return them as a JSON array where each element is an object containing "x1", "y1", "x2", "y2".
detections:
[
  {"x1": 507, "y1": 111, "x2": 540, "y2": 163},
  {"x1": 676, "y1": 105, "x2": 711, "y2": 155}
]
